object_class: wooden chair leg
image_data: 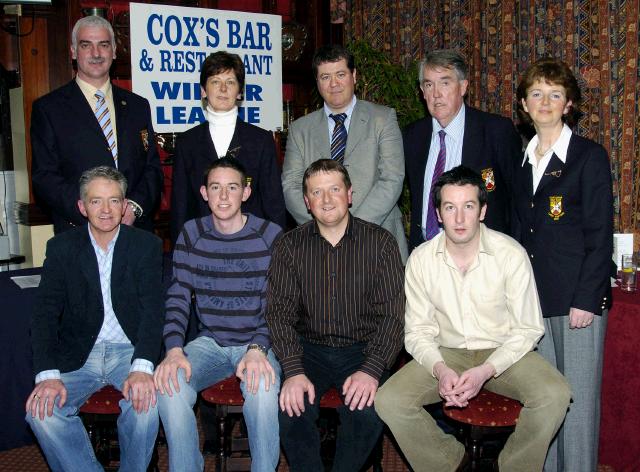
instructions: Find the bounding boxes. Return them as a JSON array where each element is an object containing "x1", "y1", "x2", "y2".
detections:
[
  {"x1": 217, "y1": 404, "x2": 227, "y2": 472},
  {"x1": 469, "y1": 425, "x2": 482, "y2": 472}
]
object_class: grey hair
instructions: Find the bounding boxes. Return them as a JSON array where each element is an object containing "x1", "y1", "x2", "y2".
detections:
[
  {"x1": 79, "y1": 166, "x2": 127, "y2": 201},
  {"x1": 418, "y1": 49, "x2": 469, "y2": 83},
  {"x1": 71, "y1": 15, "x2": 116, "y2": 53}
]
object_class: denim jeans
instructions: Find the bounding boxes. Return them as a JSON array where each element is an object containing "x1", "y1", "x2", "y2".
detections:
[
  {"x1": 279, "y1": 340, "x2": 388, "y2": 472},
  {"x1": 156, "y1": 336, "x2": 281, "y2": 472},
  {"x1": 25, "y1": 343, "x2": 159, "y2": 472}
]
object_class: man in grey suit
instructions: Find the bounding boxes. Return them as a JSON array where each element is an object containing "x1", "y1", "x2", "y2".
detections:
[{"x1": 282, "y1": 44, "x2": 408, "y2": 261}]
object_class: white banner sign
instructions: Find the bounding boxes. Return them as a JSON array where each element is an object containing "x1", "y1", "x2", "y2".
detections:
[{"x1": 130, "y1": 3, "x2": 282, "y2": 133}]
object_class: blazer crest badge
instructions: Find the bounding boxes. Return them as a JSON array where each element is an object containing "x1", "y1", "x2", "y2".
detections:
[
  {"x1": 548, "y1": 196, "x2": 564, "y2": 220},
  {"x1": 481, "y1": 168, "x2": 495, "y2": 192}
]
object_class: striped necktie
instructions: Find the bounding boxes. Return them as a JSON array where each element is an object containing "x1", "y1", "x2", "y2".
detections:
[
  {"x1": 330, "y1": 113, "x2": 347, "y2": 163},
  {"x1": 94, "y1": 90, "x2": 118, "y2": 167},
  {"x1": 425, "y1": 130, "x2": 447, "y2": 240}
]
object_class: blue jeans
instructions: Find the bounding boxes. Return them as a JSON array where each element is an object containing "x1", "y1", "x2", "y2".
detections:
[
  {"x1": 25, "y1": 343, "x2": 159, "y2": 472},
  {"x1": 156, "y1": 336, "x2": 281, "y2": 472}
]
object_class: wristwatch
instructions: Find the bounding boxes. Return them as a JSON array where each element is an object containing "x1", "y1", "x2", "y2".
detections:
[
  {"x1": 247, "y1": 343, "x2": 268, "y2": 355},
  {"x1": 128, "y1": 199, "x2": 143, "y2": 218}
]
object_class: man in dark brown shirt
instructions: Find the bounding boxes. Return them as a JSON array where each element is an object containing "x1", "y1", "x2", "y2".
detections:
[{"x1": 266, "y1": 159, "x2": 405, "y2": 471}]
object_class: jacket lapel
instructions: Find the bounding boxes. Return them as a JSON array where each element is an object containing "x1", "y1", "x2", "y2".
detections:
[
  {"x1": 312, "y1": 111, "x2": 331, "y2": 160},
  {"x1": 535, "y1": 154, "x2": 564, "y2": 195},
  {"x1": 225, "y1": 119, "x2": 244, "y2": 159},
  {"x1": 110, "y1": 226, "x2": 129, "y2": 295},
  {"x1": 519, "y1": 160, "x2": 534, "y2": 197},
  {"x1": 199, "y1": 122, "x2": 220, "y2": 161},
  {"x1": 66, "y1": 81, "x2": 107, "y2": 146},
  {"x1": 415, "y1": 119, "x2": 433, "y2": 181},
  {"x1": 461, "y1": 106, "x2": 482, "y2": 166},
  {"x1": 112, "y1": 86, "x2": 130, "y2": 172},
  {"x1": 345, "y1": 102, "x2": 368, "y2": 160},
  {"x1": 79, "y1": 231, "x2": 103, "y2": 302}
]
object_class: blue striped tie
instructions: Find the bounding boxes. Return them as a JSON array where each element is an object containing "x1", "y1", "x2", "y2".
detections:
[
  {"x1": 425, "y1": 130, "x2": 447, "y2": 240},
  {"x1": 330, "y1": 113, "x2": 347, "y2": 163},
  {"x1": 94, "y1": 90, "x2": 118, "y2": 167}
]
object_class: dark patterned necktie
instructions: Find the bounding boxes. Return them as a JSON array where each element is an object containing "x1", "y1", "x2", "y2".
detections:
[
  {"x1": 425, "y1": 130, "x2": 447, "y2": 240},
  {"x1": 330, "y1": 113, "x2": 348, "y2": 163},
  {"x1": 94, "y1": 90, "x2": 118, "y2": 167}
]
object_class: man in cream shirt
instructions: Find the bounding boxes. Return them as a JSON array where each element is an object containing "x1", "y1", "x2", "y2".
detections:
[{"x1": 375, "y1": 166, "x2": 570, "y2": 472}]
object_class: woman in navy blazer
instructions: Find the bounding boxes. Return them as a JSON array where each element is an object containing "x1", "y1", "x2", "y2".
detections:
[
  {"x1": 170, "y1": 52, "x2": 286, "y2": 243},
  {"x1": 513, "y1": 59, "x2": 613, "y2": 472}
]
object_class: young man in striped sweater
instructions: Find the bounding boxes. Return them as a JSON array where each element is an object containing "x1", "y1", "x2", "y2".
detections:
[{"x1": 154, "y1": 158, "x2": 283, "y2": 471}]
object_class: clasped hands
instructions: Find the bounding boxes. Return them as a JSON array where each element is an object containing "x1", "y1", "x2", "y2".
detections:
[{"x1": 434, "y1": 361, "x2": 496, "y2": 408}]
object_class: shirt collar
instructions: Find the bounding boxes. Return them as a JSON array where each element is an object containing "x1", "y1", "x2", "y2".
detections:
[
  {"x1": 432, "y1": 104, "x2": 466, "y2": 142},
  {"x1": 324, "y1": 95, "x2": 357, "y2": 121},
  {"x1": 312, "y1": 212, "x2": 355, "y2": 241},
  {"x1": 434, "y1": 222, "x2": 493, "y2": 257},
  {"x1": 76, "y1": 76, "x2": 113, "y2": 101},
  {"x1": 87, "y1": 223, "x2": 120, "y2": 253},
  {"x1": 522, "y1": 123, "x2": 572, "y2": 167}
]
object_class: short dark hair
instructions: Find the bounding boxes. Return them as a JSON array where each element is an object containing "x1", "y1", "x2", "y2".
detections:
[
  {"x1": 302, "y1": 159, "x2": 352, "y2": 194},
  {"x1": 200, "y1": 51, "x2": 245, "y2": 92},
  {"x1": 516, "y1": 58, "x2": 582, "y2": 127},
  {"x1": 312, "y1": 45, "x2": 355, "y2": 79},
  {"x1": 202, "y1": 157, "x2": 248, "y2": 187},
  {"x1": 79, "y1": 166, "x2": 127, "y2": 201},
  {"x1": 432, "y1": 165, "x2": 487, "y2": 210}
]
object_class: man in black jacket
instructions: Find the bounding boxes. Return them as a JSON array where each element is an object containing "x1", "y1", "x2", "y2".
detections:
[
  {"x1": 25, "y1": 166, "x2": 163, "y2": 472},
  {"x1": 31, "y1": 15, "x2": 162, "y2": 234}
]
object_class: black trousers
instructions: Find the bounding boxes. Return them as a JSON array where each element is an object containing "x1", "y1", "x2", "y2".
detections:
[{"x1": 279, "y1": 340, "x2": 388, "y2": 472}]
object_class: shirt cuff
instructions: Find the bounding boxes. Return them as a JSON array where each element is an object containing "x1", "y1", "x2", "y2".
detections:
[
  {"x1": 130, "y1": 358, "x2": 154, "y2": 375},
  {"x1": 360, "y1": 354, "x2": 387, "y2": 380},
  {"x1": 250, "y1": 334, "x2": 271, "y2": 350},
  {"x1": 164, "y1": 336, "x2": 185, "y2": 352},
  {"x1": 35, "y1": 369, "x2": 61, "y2": 384},
  {"x1": 280, "y1": 355, "x2": 305, "y2": 379}
]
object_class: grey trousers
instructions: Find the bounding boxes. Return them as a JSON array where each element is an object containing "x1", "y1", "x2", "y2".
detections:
[
  {"x1": 537, "y1": 312, "x2": 607, "y2": 472},
  {"x1": 375, "y1": 348, "x2": 571, "y2": 472}
]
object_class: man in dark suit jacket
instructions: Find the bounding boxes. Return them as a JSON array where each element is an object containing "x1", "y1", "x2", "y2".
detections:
[
  {"x1": 25, "y1": 166, "x2": 164, "y2": 472},
  {"x1": 31, "y1": 15, "x2": 162, "y2": 234},
  {"x1": 404, "y1": 49, "x2": 522, "y2": 251}
]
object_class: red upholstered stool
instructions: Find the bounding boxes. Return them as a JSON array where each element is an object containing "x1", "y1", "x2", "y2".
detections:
[
  {"x1": 201, "y1": 376, "x2": 382, "y2": 472},
  {"x1": 79, "y1": 386, "x2": 159, "y2": 472},
  {"x1": 443, "y1": 389, "x2": 523, "y2": 471},
  {"x1": 79, "y1": 386, "x2": 124, "y2": 471}
]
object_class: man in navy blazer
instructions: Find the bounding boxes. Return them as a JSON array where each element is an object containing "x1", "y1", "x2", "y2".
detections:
[
  {"x1": 404, "y1": 50, "x2": 522, "y2": 251},
  {"x1": 25, "y1": 166, "x2": 164, "y2": 472},
  {"x1": 31, "y1": 15, "x2": 162, "y2": 234}
]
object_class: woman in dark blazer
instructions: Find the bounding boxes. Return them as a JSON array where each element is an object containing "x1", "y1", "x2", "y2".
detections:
[
  {"x1": 513, "y1": 59, "x2": 613, "y2": 472},
  {"x1": 170, "y1": 51, "x2": 286, "y2": 243}
]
